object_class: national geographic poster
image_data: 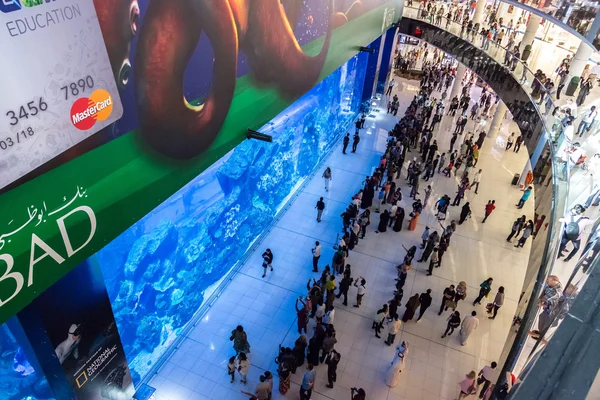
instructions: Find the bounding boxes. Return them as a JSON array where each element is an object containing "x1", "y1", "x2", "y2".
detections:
[{"x1": 21, "y1": 259, "x2": 134, "y2": 399}]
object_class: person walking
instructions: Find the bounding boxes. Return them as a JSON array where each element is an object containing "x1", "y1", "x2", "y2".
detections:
[
  {"x1": 402, "y1": 293, "x2": 421, "y2": 322},
  {"x1": 322, "y1": 167, "x2": 332, "y2": 192},
  {"x1": 472, "y1": 169, "x2": 482, "y2": 194},
  {"x1": 312, "y1": 241, "x2": 321, "y2": 272},
  {"x1": 505, "y1": 132, "x2": 515, "y2": 150},
  {"x1": 477, "y1": 362, "x2": 499, "y2": 398},
  {"x1": 342, "y1": 133, "x2": 350, "y2": 154},
  {"x1": 231, "y1": 325, "x2": 251, "y2": 355},
  {"x1": 441, "y1": 311, "x2": 461, "y2": 338},
  {"x1": 515, "y1": 220, "x2": 534, "y2": 248},
  {"x1": 300, "y1": 364, "x2": 316, "y2": 400},
  {"x1": 459, "y1": 311, "x2": 479, "y2": 345},
  {"x1": 353, "y1": 276, "x2": 367, "y2": 308},
  {"x1": 459, "y1": 202, "x2": 471, "y2": 224},
  {"x1": 473, "y1": 278, "x2": 493, "y2": 305},
  {"x1": 516, "y1": 186, "x2": 532, "y2": 209},
  {"x1": 385, "y1": 316, "x2": 402, "y2": 345},
  {"x1": 438, "y1": 285, "x2": 456, "y2": 315},
  {"x1": 325, "y1": 350, "x2": 341, "y2": 388},
  {"x1": 315, "y1": 197, "x2": 325, "y2": 222},
  {"x1": 411, "y1": 291, "x2": 430, "y2": 323},
  {"x1": 457, "y1": 371, "x2": 478, "y2": 399},
  {"x1": 261, "y1": 249, "x2": 273, "y2": 278},
  {"x1": 352, "y1": 132, "x2": 360, "y2": 152},
  {"x1": 488, "y1": 286, "x2": 504, "y2": 319},
  {"x1": 482, "y1": 200, "x2": 496, "y2": 223}
]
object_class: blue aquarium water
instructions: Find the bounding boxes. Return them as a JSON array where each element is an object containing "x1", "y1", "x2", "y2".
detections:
[
  {"x1": 0, "y1": 319, "x2": 54, "y2": 400},
  {"x1": 96, "y1": 53, "x2": 368, "y2": 384}
]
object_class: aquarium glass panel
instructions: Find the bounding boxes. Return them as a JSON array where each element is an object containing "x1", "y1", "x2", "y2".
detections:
[
  {"x1": 0, "y1": 318, "x2": 54, "y2": 400},
  {"x1": 96, "y1": 53, "x2": 369, "y2": 383}
]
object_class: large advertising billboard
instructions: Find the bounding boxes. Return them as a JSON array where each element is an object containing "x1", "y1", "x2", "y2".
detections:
[{"x1": 0, "y1": 0, "x2": 402, "y2": 327}]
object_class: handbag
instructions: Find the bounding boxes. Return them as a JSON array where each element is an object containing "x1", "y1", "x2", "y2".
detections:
[
  {"x1": 445, "y1": 300, "x2": 457, "y2": 310},
  {"x1": 486, "y1": 303, "x2": 494, "y2": 313}
]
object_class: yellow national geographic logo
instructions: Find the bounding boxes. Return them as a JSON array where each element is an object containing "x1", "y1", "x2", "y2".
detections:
[{"x1": 76, "y1": 371, "x2": 88, "y2": 388}]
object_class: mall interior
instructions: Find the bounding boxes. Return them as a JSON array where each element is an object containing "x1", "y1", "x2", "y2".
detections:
[{"x1": 3, "y1": 0, "x2": 600, "y2": 399}]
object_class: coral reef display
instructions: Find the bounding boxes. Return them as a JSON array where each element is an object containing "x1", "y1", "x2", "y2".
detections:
[
  {"x1": 96, "y1": 54, "x2": 368, "y2": 383},
  {"x1": 0, "y1": 321, "x2": 54, "y2": 400}
]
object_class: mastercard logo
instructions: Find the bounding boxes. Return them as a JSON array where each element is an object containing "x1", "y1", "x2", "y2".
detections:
[{"x1": 70, "y1": 89, "x2": 113, "y2": 130}]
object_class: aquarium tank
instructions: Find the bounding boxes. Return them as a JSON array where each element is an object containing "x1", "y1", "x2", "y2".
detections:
[
  {"x1": 0, "y1": 319, "x2": 54, "y2": 400},
  {"x1": 96, "y1": 53, "x2": 368, "y2": 384}
]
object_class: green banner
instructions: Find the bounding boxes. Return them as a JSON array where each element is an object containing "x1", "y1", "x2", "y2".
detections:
[{"x1": 0, "y1": 2, "x2": 401, "y2": 326}]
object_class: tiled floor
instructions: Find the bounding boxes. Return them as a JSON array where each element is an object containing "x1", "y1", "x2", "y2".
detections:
[{"x1": 148, "y1": 75, "x2": 533, "y2": 400}]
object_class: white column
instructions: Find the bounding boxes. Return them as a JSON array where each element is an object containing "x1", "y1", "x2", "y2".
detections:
[
  {"x1": 473, "y1": 0, "x2": 487, "y2": 25},
  {"x1": 497, "y1": 3, "x2": 509, "y2": 19},
  {"x1": 567, "y1": 41, "x2": 594, "y2": 81},
  {"x1": 519, "y1": 14, "x2": 542, "y2": 53},
  {"x1": 488, "y1": 101, "x2": 507, "y2": 138},
  {"x1": 450, "y1": 64, "x2": 466, "y2": 100}
]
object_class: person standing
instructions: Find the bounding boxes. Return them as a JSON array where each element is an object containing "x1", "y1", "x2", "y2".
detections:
[
  {"x1": 439, "y1": 285, "x2": 456, "y2": 315},
  {"x1": 372, "y1": 305, "x2": 388, "y2": 338},
  {"x1": 315, "y1": 197, "x2": 325, "y2": 222},
  {"x1": 255, "y1": 375, "x2": 270, "y2": 400},
  {"x1": 556, "y1": 68, "x2": 569, "y2": 99},
  {"x1": 325, "y1": 350, "x2": 341, "y2": 389},
  {"x1": 577, "y1": 106, "x2": 597, "y2": 136},
  {"x1": 472, "y1": 169, "x2": 482, "y2": 194},
  {"x1": 506, "y1": 217, "x2": 523, "y2": 242},
  {"x1": 322, "y1": 167, "x2": 332, "y2": 192},
  {"x1": 336, "y1": 273, "x2": 351, "y2": 306},
  {"x1": 473, "y1": 278, "x2": 493, "y2": 305},
  {"x1": 300, "y1": 364, "x2": 316, "y2": 400},
  {"x1": 385, "y1": 316, "x2": 402, "y2": 345},
  {"x1": 416, "y1": 289, "x2": 432, "y2": 321},
  {"x1": 441, "y1": 311, "x2": 461, "y2": 338},
  {"x1": 320, "y1": 331, "x2": 337, "y2": 363},
  {"x1": 514, "y1": 134, "x2": 523, "y2": 153},
  {"x1": 228, "y1": 356, "x2": 237, "y2": 383},
  {"x1": 295, "y1": 297, "x2": 309, "y2": 333},
  {"x1": 482, "y1": 200, "x2": 496, "y2": 223},
  {"x1": 261, "y1": 249, "x2": 274, "y2": 278},
  {"x1": 342, "y1": 133, "x2": 350, "y2": 154},
  {"x1": 489, "y1": 286, "x2": 505, "y2": 319},
  {"x1": 385, "y1": 342, "x2": 409, "y2": 387},
  {"x1": 231, "y1": 325, "x2": 251, "y2": 355},
  {"x1": 352, "y1": 132, "x2": 361, "y2": 153},
  {"x1": 516, "y1": 186, "x2": 532, "y2": 209},
  {"x1": 402, "y1": 294, "x2": 421, "y2": 322},
  {"x1": 386, "y1": 79, "x2": 395, "y2": 95},
  {"x1": 312, "y1": 241, "x2": 321, "y2": 272},
  {"x1": 426, "y1": 247, "x2": 439, "y2": 276},
  {"x1": 515, "y1": 220, "x2": 534, "y2": 248},
  {"x1": 237, "y1": 352, "x2": 250, "y2": 384},
  {"x1": 459, "y1": 311, "x2": 479, "y2": 345},
  {"x1": 353, "y1": 276, "x2": 367, "y2": 308}
]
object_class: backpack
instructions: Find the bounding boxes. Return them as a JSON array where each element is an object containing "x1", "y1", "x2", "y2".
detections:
[{"x1": 565, "y1": 215, "x2": 583, "y2": 240}]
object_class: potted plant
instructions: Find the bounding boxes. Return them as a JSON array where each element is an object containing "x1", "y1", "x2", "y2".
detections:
[{"x1": 521, "y1": 44, "x2": 532, "y2": 61}]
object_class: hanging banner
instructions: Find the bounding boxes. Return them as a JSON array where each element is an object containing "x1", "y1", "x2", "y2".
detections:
[{"x1": 21, "y1": 259, "x2": 135, "y2": 399}]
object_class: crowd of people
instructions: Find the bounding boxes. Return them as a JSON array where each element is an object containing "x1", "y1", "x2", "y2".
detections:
[
  {"x1": 223, "y1": 38, "x2": 547, "y2": 399},
  {"x1": 241, "y1": 61, "x2": 539, "y2": 399}
]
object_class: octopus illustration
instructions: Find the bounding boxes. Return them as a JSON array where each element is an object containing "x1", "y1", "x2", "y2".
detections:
[
  {"x1": 96, "y1": 0, "x2": 342, "y2": 160},
  {"x1": 93, "y1": 0, "x2": 139, "y2": 89}
]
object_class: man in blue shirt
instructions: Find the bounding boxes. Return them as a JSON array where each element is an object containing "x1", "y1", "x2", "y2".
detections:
[
  {"x1": 300, "y1": 364, "x2": 316, "y2": 400},
  {"x1": 516, "y1": 186, "x2": 532, "y2": 209}
]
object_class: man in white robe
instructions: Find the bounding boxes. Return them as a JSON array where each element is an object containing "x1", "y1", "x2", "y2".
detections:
[{"x1": 460, "y1": 311, "x2": 479, "y2": 345}]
